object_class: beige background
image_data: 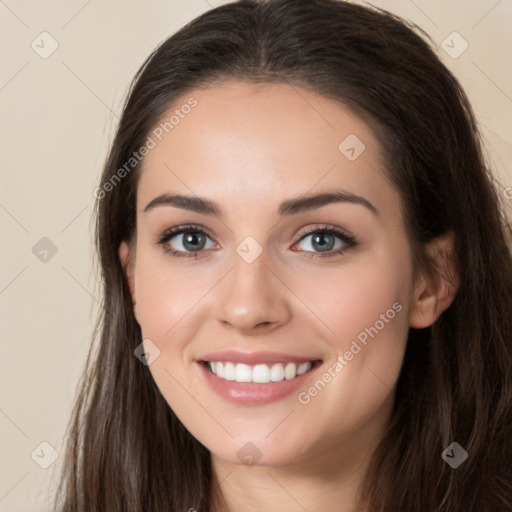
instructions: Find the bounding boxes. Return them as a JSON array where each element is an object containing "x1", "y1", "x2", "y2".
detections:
[{"x1": 0, "y1": 0, "x2": 511, "y2": 510}]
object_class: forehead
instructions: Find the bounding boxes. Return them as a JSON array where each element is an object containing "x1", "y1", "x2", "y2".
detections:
[{"x1": 136, "y1": 81, "x2": 398, "y2": 219}]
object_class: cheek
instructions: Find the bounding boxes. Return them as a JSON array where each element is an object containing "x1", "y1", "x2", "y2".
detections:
[
  {"x1": 292, "y1": 251, "x2": 411, "y2": 350},
  {"x1": 133, "y1": 252, "x2": 204, "y2": 341},
  {"x1": 290, "y1": 253, "x2": 413, "y2": 434},
  {"x1": 132, "y1": 253, "x2": 209, "y2": 430}
]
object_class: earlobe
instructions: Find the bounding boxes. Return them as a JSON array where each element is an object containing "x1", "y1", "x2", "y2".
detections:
[
  {"x1": 119, "y1": 241, "x2": 136, "y2": 312},
  {"x1": 409, "y1": 231, "x2": 459, "y2": 329}
]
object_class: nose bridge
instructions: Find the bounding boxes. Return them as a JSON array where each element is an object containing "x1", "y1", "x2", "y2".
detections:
[{"x1": 216, "y1": 239, "x2": 290, "y2": 331}]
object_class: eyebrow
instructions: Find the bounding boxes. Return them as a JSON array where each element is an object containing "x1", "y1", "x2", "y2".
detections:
[{"x1": 143, "y1": 189, "x2": 379, "y2": 218}]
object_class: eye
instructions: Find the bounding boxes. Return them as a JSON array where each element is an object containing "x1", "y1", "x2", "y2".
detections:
[
  {"x1": 292, "y1": 224, "x2": 358, "y2": 258},
  {"x1": 156, "y1": 224, "x2": 216, "y2": 259},
  {"x1": 156, "y1": 223, "x2": 358, "y2": 260}
]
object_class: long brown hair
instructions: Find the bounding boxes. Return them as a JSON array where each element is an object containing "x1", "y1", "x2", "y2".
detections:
[{"x1": 53, "y1": 0, "x2": 512, "y2": 510}]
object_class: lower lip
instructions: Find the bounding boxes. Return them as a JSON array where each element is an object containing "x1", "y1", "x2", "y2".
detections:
[{"x1": 198, "y1": 361, "x2": 322, "y2": 405}]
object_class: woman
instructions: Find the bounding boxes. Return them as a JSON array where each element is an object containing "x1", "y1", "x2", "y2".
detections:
[{"x1": 53, "y1": 0, "x2": 512, "y2": 510}]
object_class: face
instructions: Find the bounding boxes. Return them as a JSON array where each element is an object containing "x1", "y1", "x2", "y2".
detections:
[{"x1": 120, "y1": 81, "x2": 419, "y2": 470}]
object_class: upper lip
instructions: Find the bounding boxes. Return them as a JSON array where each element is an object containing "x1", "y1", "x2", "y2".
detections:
[{"x1": 198, "y1": 350, "x2": 322, "y2": 365}]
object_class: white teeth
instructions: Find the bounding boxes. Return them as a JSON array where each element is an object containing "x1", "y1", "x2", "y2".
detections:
[
  {"x1": 297, "y1": 362, "x2": 310, "y2": 375},
  {"x1": 223, "y1": 362, "x2": 235, "y2": 381},
  {"x1": 285, "y1": 362, "x2": 297, "y2": 380},
  {"x1": 234, "y1": 363, "x2": 252, "y2": 382},
  {"x1": 252, "y1": 364, "x2": 270, "y2": 383},
  {"x1": 270, "y1": 363, "x2": 285, "y2": 382},
  {"x1": 207, "y1": 360, "x2": 314, "y2": 383}
]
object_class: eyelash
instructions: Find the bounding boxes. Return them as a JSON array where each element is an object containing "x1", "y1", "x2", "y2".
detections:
[{"x1": 155, "y1": 223, "x2": 358, "y2": 260}]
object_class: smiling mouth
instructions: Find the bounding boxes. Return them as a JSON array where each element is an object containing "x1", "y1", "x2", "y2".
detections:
[{"x1": 202, "y1": 360, "x2": 322, "y2": 384}]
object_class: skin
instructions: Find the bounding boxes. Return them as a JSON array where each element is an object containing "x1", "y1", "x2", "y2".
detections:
[{"x1": 119, "y1": 81, "x2": 458, "y2": 512}]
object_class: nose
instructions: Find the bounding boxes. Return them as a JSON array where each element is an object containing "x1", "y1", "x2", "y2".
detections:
[{"x1": 216, "y1": 248, "x2": 292, "y2": 333}]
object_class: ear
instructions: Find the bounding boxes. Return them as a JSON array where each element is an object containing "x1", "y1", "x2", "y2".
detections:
[
  {"x1": 409, "y1": 231, "x2": 459, "y2": 329},
  {"x1": 119, "y1": 240, "x2": 137, "y2": 316}
]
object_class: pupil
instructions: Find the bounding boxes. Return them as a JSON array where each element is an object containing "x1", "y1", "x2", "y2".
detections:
[
  {"x1": 184, "y1": 232, "x2": 204, "y2": 251},
  {"x1": 313, "y1": 233, "x2": 333, "y2": 252}
]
